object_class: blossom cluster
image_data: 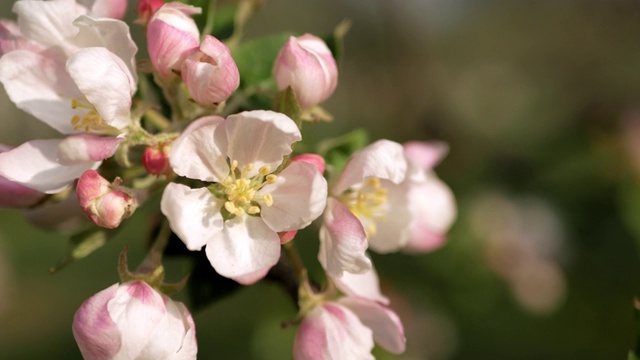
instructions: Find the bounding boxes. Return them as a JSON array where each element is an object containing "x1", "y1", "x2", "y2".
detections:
[{"x1": 0, "y1": 0, "x2": 456, "y2": 358}]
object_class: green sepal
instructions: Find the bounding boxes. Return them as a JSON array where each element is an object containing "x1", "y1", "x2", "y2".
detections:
[
  {"x1": 322, "y1": 19, "x2": 351, "y2": 66},
  {"x1": 273, "y1": 86, "x2": 302, "y2": 128}
]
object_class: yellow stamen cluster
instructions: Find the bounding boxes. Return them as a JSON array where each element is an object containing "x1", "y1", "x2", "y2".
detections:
[
  {"x1": 221, "y1": 160, "x2": 277, "y2": 217},
  {"x1": 70, "y1": 99, "x2": 108, "y2": 132},
  {"x1": 340, "y1": 177, "x2": 388, "y2": 236}
]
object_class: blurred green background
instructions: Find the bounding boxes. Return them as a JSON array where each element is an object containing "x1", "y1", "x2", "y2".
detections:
[{"x1": 2, "y1": 0, "x2": 640, "y2": 359}]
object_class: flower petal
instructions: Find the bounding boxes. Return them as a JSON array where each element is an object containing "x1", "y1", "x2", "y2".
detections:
[
  {"x1": 67, "y1": 47, "x2": 134, "y2": 130},
  {"x1": 366, "y1": 179, "x2": 413, "y2": 253},
  {"x1": 161, "y1": 183, "x2": 224, "y2": 251},
  {"x1": 169, "y1": 116, "x2": 229, "y2": 182},
  {"x1": 84, "y1": 0, "x2": 128, "y2": 19},
  {"x1": 205, "y1": 215, "x2": 280, "y2": 279},
  {"x1": 333, "y1": 139, "x2": 407, "y2": 195},
  {"x1": 294, "y1": 303, "x2": 374, "y2": 360},
  {"x1": 225, "y1": 110, "x2": 301, "y2": 178},
  {"x1": 331, "y1": 265, "x2": 389, "y2": 305},
  {"x1": 72, "y1": 283, "x2": 121, "y2": 360},
  {"x1": 318, "y1": 198, "x2": 371, "y2": 277},
  {"x1": 0, "y1": 139, "x2": 99, "y2": 193},
  {"x1": 339, "y1": 297, "x2": 406, "y2": 354},
  {"x1": 260, "y1": 161, "x2": 327, "y2": 232},
  {"x1": 230, "y1": 264, "x2": 272, "y2": 286},
  {"x1": 0, "y1": 50, "x2": 81, "y2": 134},
  {"x1": 13, "y1": 0, "x2": 84, "y2": 52},
  {"x1": 57, "y1": 134, "x2": 122, "y2": 165},
  {"x1": 403, "y1": 141, "x2": 449, "y2": 171}
]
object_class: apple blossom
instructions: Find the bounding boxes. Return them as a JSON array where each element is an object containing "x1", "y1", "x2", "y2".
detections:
[
  {"x1": 76, "y1": 170, "x2": 138, "y2": 229},
  {"x1": 0, "y1": 145, "x2": 46, "y2": 208},
  {"x1": 72, "y1": 281, "x2": 197, "y2": 360},
  {"x1": 318, "y1": 139, "x2": 409, "y2": 277},
  {"x1": 143, "y1": 142, "x2": 172, "y2": 176},
  {"x1": 161, "y1": 110, "x2": 327, "y2": 282},
  {"x1": 181, "y1": 35, "x2": 240, "y2": 106},
  {"x1": 137, "y1": 0, "x2": 165, "y2": 25},
  {"x1": 273, "y1": 34, "x2": 338, "y2": 110},
  {"x1": 147, "y1": 2, "x2": 201, "y2": 79}
]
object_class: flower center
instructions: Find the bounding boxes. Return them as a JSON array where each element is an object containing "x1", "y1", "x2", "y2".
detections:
[
  {"x1": 70, "y1": 99, "x2": 111, "y2": 133},
  {"x1": 219, "y1": 160, "x2": 277, "y2": 218},
  {"x1": 339, "y1": 177, "x2": 388, "y2": 236}
]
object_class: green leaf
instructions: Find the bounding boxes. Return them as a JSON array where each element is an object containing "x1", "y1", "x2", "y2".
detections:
[
  {"x1": 209, "y1": 3, "x2": 237, "y2": 40},
  {"x1": 232, "y1": 32, "x2": 293, "y2": 89},
  {"x1": 322, "y1": 19, "x2": 351, "y2": 66},
  {"x1": 316, "y1": 128, "x2": 370, "y2": 175},
  {"x1": 630, "y1": 298, "x2": 640, "y2": 359}
]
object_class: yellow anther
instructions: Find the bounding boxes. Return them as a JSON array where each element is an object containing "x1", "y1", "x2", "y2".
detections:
[
  {"x1": 259, "y1": 165, "x2": 271, "y2": 176},
  {"x1": 367, "y1": 177, "x2": 381, "y2": 189},
  {"x1": 224, "y1": 201, "x2": 244, "y2": 216},
  {"x1": 266, "y1": 174, "x2": 277, "y2": 184},
  {"x1": 247, "y1": 206, "x2": 261, "y2": 215},
  {"x1": 230, "y1": 160, "x2": 239, "y2": 172},
  {"x1": 263, "y1": 193, "x2": 274, "y2": 207},
  {"x1": 242, "y1": 163, "x2": 254, "y2": 173}
]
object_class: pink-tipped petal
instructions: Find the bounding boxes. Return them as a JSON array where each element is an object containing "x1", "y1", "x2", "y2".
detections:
[
  {"x1": 57, "y1": 134, "x2": 122, "y2": 165},
  {"x1": 231, "y1": 264, "x2": 272, "y2": 286},
  {"x1": 292, "y1": 153, "x2": 326, "y2": 174},
  {"x1": 339, "y1": 297, "x2": 406, "y2": 354},
  {"x1": 331, "y1": 265, "x2": 389, "y2": 305},
  {"x1": 403, "y1": 141, "x2": 449, "y2": 171},
  {"x1": 318, "y1": 198, "x2": 371, "y2": 277}
]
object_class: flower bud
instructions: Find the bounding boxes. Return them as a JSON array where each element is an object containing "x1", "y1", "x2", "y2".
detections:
[
  {"x1": 278, "y1": 230, "x2": 297, "y2": 245},
  {"x1": 76, "y1": 170, "x2": 137, "y2": 229},
  {"x1": 292, "y1": 153, "x2": 325, "y2": 174},
  {"x1": 73, "y1": 281, "x2": 197, "y2": 360},
  {"x1": 273, "y1": 34, "x2": 338, "y2": 110},
  {"x1": 181, "y1": 35, "x2": 240, "y2": 106},
  {"x1": 136, "y1": 0, "x2": 165, "y2": 25},
  {"x1": 147, "y1": 2, "x2": 201, "y2": 79},
  {"x1": 142, "y1": 142, "x2": 172, "y2": 176}
]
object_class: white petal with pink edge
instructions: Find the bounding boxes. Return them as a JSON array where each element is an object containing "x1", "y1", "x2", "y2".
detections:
[{"x1": 331, "y1": 265, "x2": 389, "y2": 305}]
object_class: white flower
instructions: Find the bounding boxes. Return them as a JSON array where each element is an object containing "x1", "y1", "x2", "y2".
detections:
[{"x1": 161, "y1": 110, "x2": 327, "y2": 283}]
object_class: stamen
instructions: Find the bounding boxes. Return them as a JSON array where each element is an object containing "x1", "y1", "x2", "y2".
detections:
[
  {"x1": 247, "y1": 206, "x2": 260, "y2": 215},
  {"x1": 266, "y1": 174, "x2": 277, "y2": 184},
  {"x1": 259, "y1": 165, "x2": 270, "y2": 176},
  {"x1": 263, "y1": 193, "x2": 274, "y2": 207}
]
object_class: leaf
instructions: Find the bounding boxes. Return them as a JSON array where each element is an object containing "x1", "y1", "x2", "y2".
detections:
[
  {"x1": 273, "y1": 87, "x2": 302, "y2": 127},
  {"x1": 49, "y1": 227, "x2": 112, "y2": 273},
  {"x1": 316, "y1": 128, "x2": 370, "y2": 175},
  {"x1": 232, "y1": 32, "x2": 293, "y2": 89},
  {"x1": 323, "y1": 19, "x2": 351, "y2": 66}
]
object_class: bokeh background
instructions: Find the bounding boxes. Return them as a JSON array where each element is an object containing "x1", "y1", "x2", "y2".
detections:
[{"x1": 2, "y1": 0, "x2": 640, "y2": 359}]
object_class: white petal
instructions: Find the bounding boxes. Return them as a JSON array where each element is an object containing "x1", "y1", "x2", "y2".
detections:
[
  {"x1": 294, "y1": 303, "x2": 374, "y2": 360},
  {"x1": 403, "y1": 141, "x2": 449, "y2": 170},
  {"x1": 169, "y1": 116, "x2": 229, "y2": 182},
  {"x1": 0, "y1": 50, "x2": 81, "y2": 134},
  {"x1": 367, "y1": 179, "x2": 413, "y2": 253},
  {"x1": 13, "y1": 0, "x2": 84, "y2": 52},
  {"x1": 72, "y1": 283, "x2": 121, "y2": 360},
  {"x1": 230, "y1": 264, "x2": 272, "y2": 285},
  {"x1": 339, "y1": 297, "x2": 406, "y2": 354},
  {"x1": 334, "y1": 139, "x2": 407, "y2": 195},
  {"x1": 72, "y1": 16, "x2": 138, "y2": 85},
  {"x1": 0, "y1": 139, "x2": 99, "y2": 193},
  {"x1": 260, "y1": 161, "x2": 327, "y2": 232},
  {"x1": 318, "y1": 198, "x2": 371, "y2": 277},
  {"x1": 205, "y1": 215, "x2": 280, "y2": 279},
  {"x1": 57, "y1": 134, "x2": 122, "y2": 165},
  {"x1": 331, "y1": 265, "x2": 389, "y2": 305},
  {"x1": 67, "y1": 47, "x2": 133, "y2": 130},
  {"x1": 225, "y1": 110, "x2": 301, "y2": 178},
  {"x1": 161, "y1": 183, "x2": 224, "y2": 251}
]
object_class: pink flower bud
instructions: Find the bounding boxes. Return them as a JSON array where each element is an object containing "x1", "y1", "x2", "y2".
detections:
[
  {"x1": 181, "y1": 35, "x2": 240, "y2": 106},
  {"x1": 73, "y1": 281, "x2": 197, "y2": 360},
  {"x1": 142, "y1": 142, "x2": 172, "y2": 176},
  {"x1": 278, "y1": 230, "x2": 297, "y2": 244},
  {"x1": 76, "y1": 170, "x2": 137, "y2": 229},
  {"x1": 147, "y1": 2, "x2": 201, "y2": 79},
  {"x1": 292, "y1": 153, "x2": 326, "y2": 174},
  {"x1": 273, "y1": 34, "x2": 338, "y2": 110},
  {"x1": 137, "y1": 0, "x2": 165, "y2": 25}
]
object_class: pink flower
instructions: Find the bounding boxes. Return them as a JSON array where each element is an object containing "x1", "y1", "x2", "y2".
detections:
[
  {"x1": 181, "y1": 35, "x2": 240, "y2": 106},
  {"x1": 147, "y1": 2, "x2": 201, "y2": 79},
  {"x1": 294, "y1": 267, "x2": 405, "y2": 359},
  {"x1": 161, "y1": 110, "x2": 327, "y2": 283},
  {"x1": 273, "y1": 34, "x2": 338, "y2": 110},
  {"x1": 72, "y1": 281, "x2": 197, "y2": 360},
  {"x1": 76, "y1": 170, "x2": 138, "y2": 229},
  {"x1": 142, "y1": 142, "x2": 172, "y2": 176},
  {"x1": 136, "y1": 0, "x2": 165, "y2": 25}
]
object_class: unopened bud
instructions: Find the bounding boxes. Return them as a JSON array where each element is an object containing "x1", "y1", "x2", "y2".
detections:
[
  {"x1": 273, "y1": 34, "x2": 338, "y2": 110},
  {"x1": 181, "y1": 35, "x2": 240, "y2": 106},
  {"x1": 292, "y1": 153, "x2": 325, "y2": 174},
  {"x1": 147, "y1": 2, "x2": 201, "y2": 79},
  {"x1": 278, "y1": 230, "x2": 297, "y2": 245},
  {"x1": 136, "y1": 0, "x2": 165, "y2": 25},
  {"x1": 76, "y1": 170, "x2": 137, "y2": 229},
  {"x1": 142, "y1": 142, "x2": 172, "y2": 176}
]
